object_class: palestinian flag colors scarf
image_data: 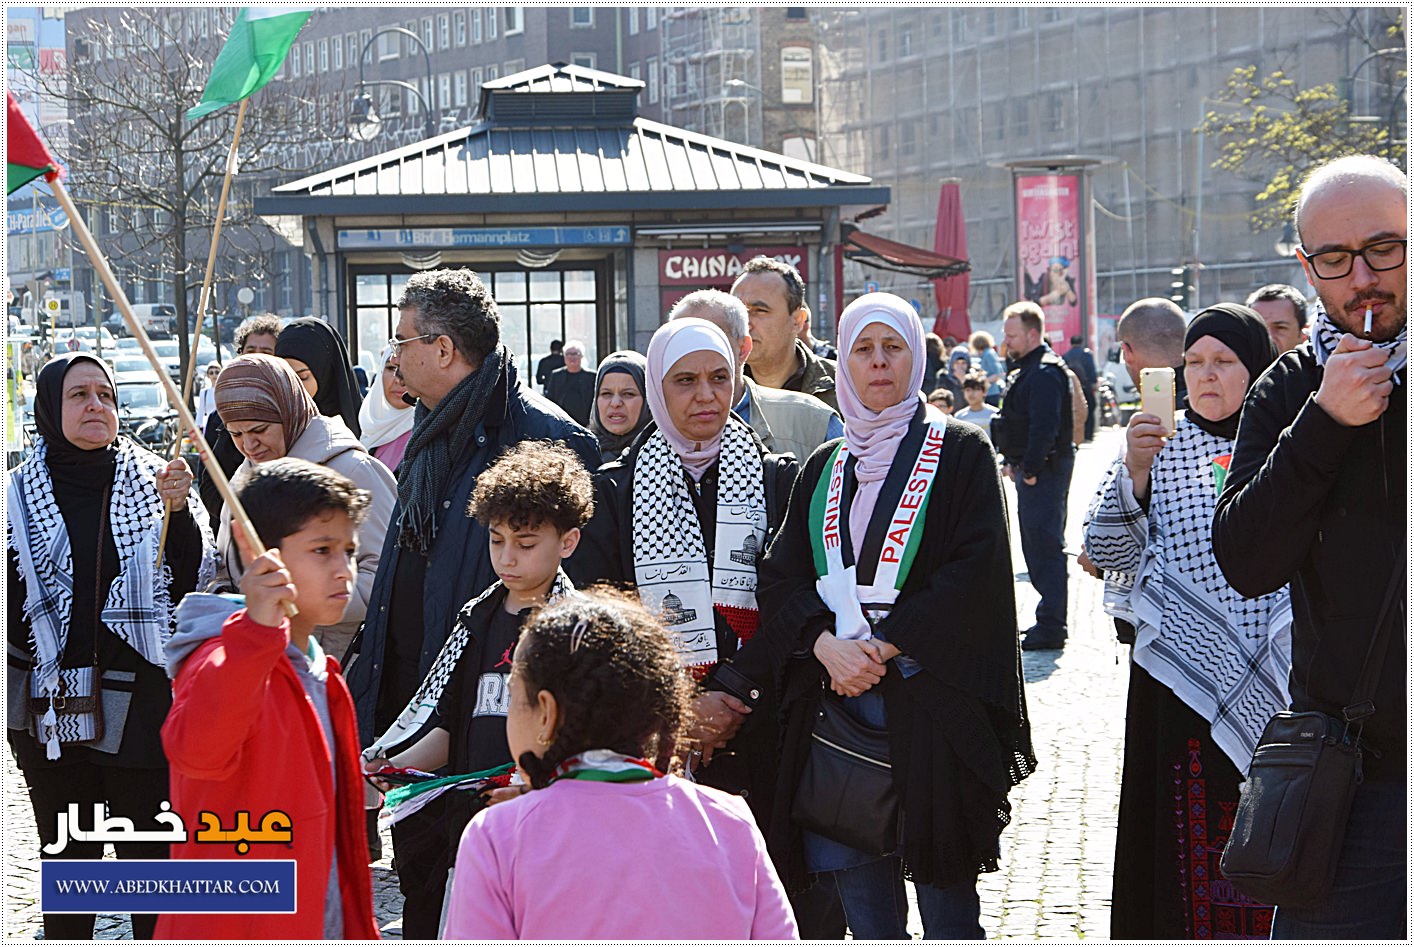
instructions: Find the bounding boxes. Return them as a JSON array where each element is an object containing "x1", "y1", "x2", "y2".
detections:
[
  {"x1": 810, "y1": 416, "x2": 946, "y2": 636},
  {"x1": 548, "y1": 749, "x2": 663, "y2": 784}
]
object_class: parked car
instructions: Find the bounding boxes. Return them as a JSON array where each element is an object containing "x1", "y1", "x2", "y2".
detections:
[
  {"x1": 109, "y1": 356, "x2": 164, "y2": 386},
  {"x1": 116, "y1": 380, "x2": 177, "y2": 453}
]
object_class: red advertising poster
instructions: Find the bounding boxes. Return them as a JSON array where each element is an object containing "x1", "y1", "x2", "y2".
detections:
[
  {"x1": 1016, "y1": 174, "x2": 1082, "y2": 351},
  {"x1": 658, "y1": 246, "x2": 808, "y2": 315}
]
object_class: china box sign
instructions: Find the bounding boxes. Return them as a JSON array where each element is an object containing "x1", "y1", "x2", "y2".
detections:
[{"x1": 659, "y1": 247, "x2": 807, "y2": 287}]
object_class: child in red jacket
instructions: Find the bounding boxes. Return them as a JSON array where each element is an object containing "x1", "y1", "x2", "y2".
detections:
[{"x1": 158, "y1": 458, "x2": 378, "y2": 939}]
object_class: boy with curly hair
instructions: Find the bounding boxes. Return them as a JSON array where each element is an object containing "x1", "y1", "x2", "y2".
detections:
[{"x1": 363, "y1": 441, "x2": 593, "y2": 934}]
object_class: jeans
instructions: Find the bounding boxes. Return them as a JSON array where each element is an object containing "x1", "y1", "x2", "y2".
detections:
[
  {"x1": 1271, "y1": 778, "x2": 1406, "y2": 939},
  {"x1": 1015, "y1": 451, "x2": 1074, "y2": 638},
  {"x1": 827, "y1": 856, "x2": 984, "y2": 939}
]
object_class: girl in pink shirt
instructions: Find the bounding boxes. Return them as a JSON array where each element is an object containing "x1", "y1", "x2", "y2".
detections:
[{"x1": 443, "y1": 592, "x2": 799, "y2": 940}]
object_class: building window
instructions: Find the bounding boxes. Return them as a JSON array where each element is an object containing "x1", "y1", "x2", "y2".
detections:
[
  {"x1": 303, "y1": 41, "x2": 314, "y2": 73},
  {"x1": 472, "y1": 9, "x2": 483, "y2": 44},
  {"x1": 876, "y1": 30, "x2": 888, "y2": 61},
  {"x1": 647, "y1": 56, "x2": 659, "y2": 103},
  {"x1": 438, "y1": 73, "x2": 451, "y2": 109},
  {"x1": 501, "y1": 8, "x2": 522, "y2": 37},
  {"x1": 357, "y1": 30, "x2": 370, "y2": 65},
  {"x1": 1012, "y1": 99, "x2": 1029, "y2": 137},
  {"x1": 876, "y1": 124, "x2": 890, "y2": 159},
  {"x1": 385, "y1": 83, "x2": 401, "y2": 115},
  {"x1": 454, "y1": 71, "x2": 468, "y2": 106},
  {"x1": 471, "y1": 66, "x2": 484, "y2": 96},
  {"x1": 421, "y1": 17, "x2": 433, "y2": 50},
  {"x1": 504, "y1": 58, "x2": 525, "y2": 75},
  {"x1": 438, "y1": 14, "x2": 450, "y2": 49},
  {"x1": 570, "y1": 51, "x2": 596, "y2": 69},
  {"x1": 899, "y1": 23, "x2": 913, "y2": 57},
  {"x1": 1045, "y1": 93, "x2": 1064, "y2": 132},
  {"x1": 454, "y1": 11, "x2": 466, "y2": 46},
  {"x1": 488, "y1": 8, "x2": 500, "y2": 40},
  {"x1": 291, "y1": 42, "x2": 301, "y2": 76},
  {"x1": 486, "y1": 65, "x2": 499, "y2": 82},
  {"x1": 332, "y1": 36, "x2": 342, "y2": 70},
  {"x1": 378, "y1": 28, "x2": 398, "y2": 60},
  {"x1": 900, "y1": 121, "x2": 915, "y2": 156},
  {"x1": 318, "y1": 38, "x2": 328, "y2": 72},
  {"x1": 994, "y1": 103, "x2": 1006, "y2": 140},
  {"x1": 645, "y1": 8, "x2": 657, "y2": 29},
  {"x1": 627, "y1": 8, "x2": 639, "y2": 35},
  {"x1": 570, "y1": 7, "x2": 593, "y2": 28},
  {"x1": 628, "y1": 62, "x2": 640, "y2": 81}
]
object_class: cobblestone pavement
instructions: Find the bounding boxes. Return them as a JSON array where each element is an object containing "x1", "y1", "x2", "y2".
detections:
[{"x1": 4, "y1": 428, "x2": 1130, "y2": 940}]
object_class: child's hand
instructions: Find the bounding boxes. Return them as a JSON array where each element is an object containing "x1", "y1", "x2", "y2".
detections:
[
  {"x1": 233, "y1": 520, "x2": 296, "y2": 627},
  {"x1": 482, "y1": 785, "x2": 529, "y2": 807},
  {"x1": 362, "y1": 756, "x2": 394, "y2": 794}
]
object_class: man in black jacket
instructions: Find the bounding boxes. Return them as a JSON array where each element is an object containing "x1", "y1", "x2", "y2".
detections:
[
  {"x1": 1213, "y1": 155, "x2": 1406, "y2": 939},
  {"x1": 346, "y1": 269, "x2": 598, "y2": 937},
  {"x1": 998, "y1": 301, "x2": 1074, "y2": 651},
  {"x1": 1062, "y1": 333, "x2": 1099, "y2": 440}
]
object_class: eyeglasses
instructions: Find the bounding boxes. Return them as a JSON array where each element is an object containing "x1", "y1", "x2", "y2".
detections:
[
  {"x1": 1297, "y1": 239, "x2": 1406, "y2": 281},
  {"x1": 388, "y1": 333, "x2": 437, "y2": 353}
]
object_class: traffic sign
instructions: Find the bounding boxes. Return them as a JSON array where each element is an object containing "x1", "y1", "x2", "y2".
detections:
[
  {"x1": 864, "y1": 279, "x2": 879, "y2": 293},
  {"x1": 42, "y1": 297, "x2": 60, "y2": 314}
]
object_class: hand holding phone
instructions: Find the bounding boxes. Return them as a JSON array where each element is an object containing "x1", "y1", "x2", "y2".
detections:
[{"x1": 1139, "y1": 367, "x2": 1176, "y2": 434}]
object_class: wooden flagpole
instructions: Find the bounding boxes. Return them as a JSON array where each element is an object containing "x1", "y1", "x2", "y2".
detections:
[
  {"x1": 49, "y1": 174, "x2": 295, "y2": 616},
  {"x1": 157, "y1": 97, "x2": 249, "y2": 568}
]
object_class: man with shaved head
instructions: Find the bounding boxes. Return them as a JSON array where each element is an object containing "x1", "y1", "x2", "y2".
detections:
[{"x1": 1214, "y1": 155, "x2": 1407, "y2": 938}]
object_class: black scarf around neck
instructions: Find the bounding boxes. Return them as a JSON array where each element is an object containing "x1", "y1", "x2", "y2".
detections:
[{"x1": 397, "y1": 344, "x2": 505, "y2": 555}]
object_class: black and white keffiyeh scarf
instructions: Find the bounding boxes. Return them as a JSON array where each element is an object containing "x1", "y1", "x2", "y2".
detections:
[
  {"x1": 1309, "y1": 301, "x2": 1407, "y2": 382},
  {"x1": 364, "y1": 570, "x2": 577, "y2": 758},
  {"x1": 631, "y1": 419, "x2": 765, "y2": 673},
  {"x1": 1086, "y1": 418, "x2": 1292, "y2": 769},
  {"x1": 8, "y1": 436, "x2": 215, "y2": 756}
]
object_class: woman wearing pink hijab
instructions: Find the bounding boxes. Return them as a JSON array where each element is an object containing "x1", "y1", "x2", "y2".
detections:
[
  {"x1": 568, "y1": 317, "x2": 799, "y2": 821},
  {"x1": 755, "y1": 293, "x2": 1035, "y2": 938}
]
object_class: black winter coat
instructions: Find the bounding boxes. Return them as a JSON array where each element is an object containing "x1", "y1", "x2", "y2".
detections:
[
  {"x1": 1213, "y1": 346, "x2": 1405, "y2": 781},
  {"x1": 754, "y1": 414, "x2": 1036, "y2": 891},
  {"x1": 567, "y1": 418, "x2": 798, "y2": 820}
]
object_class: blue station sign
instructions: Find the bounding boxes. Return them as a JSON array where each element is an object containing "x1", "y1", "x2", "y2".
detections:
[{"x1": 337, "y1": 226, "x2": 632, "y2": 250}]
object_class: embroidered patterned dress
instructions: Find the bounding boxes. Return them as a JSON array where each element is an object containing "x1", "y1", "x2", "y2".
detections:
[{"x1": 1086, "y1": 417, "x2": 1291, "y2": 939}]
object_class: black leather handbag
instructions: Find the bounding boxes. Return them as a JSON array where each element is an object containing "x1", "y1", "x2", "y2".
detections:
[
  {"x1": 1220, "y1": 567, "x2": 1403, "y2": 905},
  {"x1": 791, "y1": 694, "x2": 899, "y2": 856}
]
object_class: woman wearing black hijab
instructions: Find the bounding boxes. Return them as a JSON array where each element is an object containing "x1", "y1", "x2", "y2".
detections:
[
  {"x1": 274, "y1": 317, "x2": 363, "y2": 437},
  {"x1": 7, "y1": 353, "x2": 215, "y2": 940},
  {"x1": 1084, "y1": 305, "x2": 1288, "y2": 938}
]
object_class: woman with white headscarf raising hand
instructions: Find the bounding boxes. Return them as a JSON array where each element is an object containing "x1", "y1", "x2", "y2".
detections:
[
  {"x1": 569, "y1": 318, "x2": 798, "y2": 819},
  {"x1": 755, "y1": 292, "x2": 1036, "y2": 939}
]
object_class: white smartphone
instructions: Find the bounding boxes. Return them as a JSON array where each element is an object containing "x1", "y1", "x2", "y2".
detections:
[{"x1": 1140, "y1": 367, "x2": 1176, "y2": 434}]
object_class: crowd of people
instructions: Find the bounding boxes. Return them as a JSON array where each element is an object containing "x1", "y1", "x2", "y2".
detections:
[{"x1": 5, "y1": 154, "x2": 1405, "y2": 940}]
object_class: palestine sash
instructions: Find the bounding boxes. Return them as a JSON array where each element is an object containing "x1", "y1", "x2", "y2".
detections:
[{"x1": 810, "y1": 411, "x2": 947, "y2": 637}]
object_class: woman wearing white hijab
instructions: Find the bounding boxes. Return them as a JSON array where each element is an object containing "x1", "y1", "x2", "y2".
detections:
[
  {"x1": 569, "y1": 318, "x2": 798, "y2": 811},
  {"x1": 756, "y1": 293, "x2": 1035, "y2": 938},
  {"x1": 357, "y1": 343, "x2": 416, "y2": 475}
]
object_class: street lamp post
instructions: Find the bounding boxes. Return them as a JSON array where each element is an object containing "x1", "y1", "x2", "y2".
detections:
[
  {"x1": 348, "y1": 27, "x2": 437, "y2": 142},
  {"x1": 1345, "y1": 47, "x2": 1405, "y2": 144}
]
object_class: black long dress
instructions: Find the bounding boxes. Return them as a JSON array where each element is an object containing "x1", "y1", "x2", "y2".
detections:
[{"x1": 754, "y1": 411, "x2": 1036, "y2": 892}]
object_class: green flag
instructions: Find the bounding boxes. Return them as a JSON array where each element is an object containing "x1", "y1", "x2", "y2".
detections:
[{"x1": 187, "y1": 8, "x2": 311, "y2": 120}]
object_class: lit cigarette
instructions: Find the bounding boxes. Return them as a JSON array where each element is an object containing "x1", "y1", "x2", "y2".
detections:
[{"x1": 1364, "y1": 308, "x2": 1373, "y2": 335}]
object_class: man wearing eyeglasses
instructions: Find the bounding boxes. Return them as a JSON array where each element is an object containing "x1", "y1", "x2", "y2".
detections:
[
  {"x1": 344, "y1": 268, "x2": 598, "y2": 937},
  {"x1": 1214, "y1": 155, "x2": 1406, "y2": 939}
]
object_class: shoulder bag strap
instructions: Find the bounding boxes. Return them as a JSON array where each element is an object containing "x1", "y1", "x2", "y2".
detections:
[{"x1": 1343, "y1": 412, "x2": 1403, "y2": 725}]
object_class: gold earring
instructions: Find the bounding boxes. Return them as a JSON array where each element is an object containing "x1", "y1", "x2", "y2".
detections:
[{"x1": 538, "y1": 734, "x2": 552, "y2": 747}]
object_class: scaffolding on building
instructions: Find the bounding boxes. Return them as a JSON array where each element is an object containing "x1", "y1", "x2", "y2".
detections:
[{"x1": 660, "y1": 7, "x2": 760, "y2": 146}]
